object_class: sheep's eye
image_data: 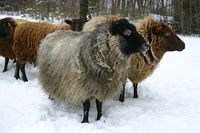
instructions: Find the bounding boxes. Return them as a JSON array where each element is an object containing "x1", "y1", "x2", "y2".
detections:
[
  {"x1": 2, "y1": 23, "x2": 10, "y2": 28},
  {"x1": 123, "y1": 29, "x2": 131, "y2": 36}
]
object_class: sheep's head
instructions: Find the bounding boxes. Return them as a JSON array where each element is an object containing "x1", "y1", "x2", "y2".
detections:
[
  {"x1": 151, "y1": 22, "x2": 185, "y2": 52},
  {"x1": 65, "y1": 18, "x2": 87, "y2": 31},
  {"x1": 0, "y1": 17, "x2": 17, "y2": 38},
  {"x1": 110, "y1": 19, "x2": 149, "y2": 56}
]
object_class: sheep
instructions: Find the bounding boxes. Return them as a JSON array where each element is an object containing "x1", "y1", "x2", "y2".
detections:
[
  {"x1": 1, "y1": 18, "x2": 30, "y2": 72},
  {"x1": 119, "y1": 16, "x2": 185, "y2": 102},
  {"x1": 0, "y1": 17, "x2": 17, "y2": 72},
  {"x1": 65, "y1": 18, "x2": 87, "y2": 31},
  {"x1": 12, "y1": 19, "x2": 85, "y2": 82},
  {"x1": 14, "y1": 18, "x2": 30, "y2": 24},
  {"x1": 37, "y1": 19, "x2": 149, "y2": 123}
]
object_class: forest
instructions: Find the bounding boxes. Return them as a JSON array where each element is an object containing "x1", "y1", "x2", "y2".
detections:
[{"x1": 0, "y1": 0, "x2": 199, "y2": 35}]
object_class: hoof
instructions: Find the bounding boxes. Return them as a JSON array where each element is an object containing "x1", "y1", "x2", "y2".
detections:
[
  {"x1": 96, "y1": 115, "x2": 102, "y2": 121},
  {"x1": 22, "y1": 76, "x2": 28, "y2": 82},
  {"x1": 2, "y1": 69, "x2": 7, "y2": 73},
  {"x1": 14, "y1": 75, "x2": 20, "y2": 80},
  {"x1": 119, "y1": 95, "x2": 124, "y2": 103},
  {"x1": 81, "y1": 120, "x2": 89, "y2": 123},
  {"x1": 133, "y1": 95, "x2": 138, "y2": 98}
]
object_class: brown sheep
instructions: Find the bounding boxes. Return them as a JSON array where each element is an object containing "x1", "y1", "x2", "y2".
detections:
[
  {"x1": 119, "y1": 16, "x2": 185, "y2": 102},
  {"x1": 0, "y1": 17, "x2": 17, "y2": 72},
  {"x1": 12, "y1": 19, "x2": 86, "y2": 82},
  {"x1": 2, "y1": 18, "x2": 30, "y2": 72}
]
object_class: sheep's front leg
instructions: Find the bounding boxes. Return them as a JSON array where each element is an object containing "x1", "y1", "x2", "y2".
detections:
[
  {"x1": 2, "y1": 58, "x2": 9, "y2": 72},
  {"x1": 119, "y1": 84, "x2": 126, "y2": 102},
  {"x1": 81, "y1": 99, "x2": 90, "y2": 123},
  {"x1": 20, "y1": 63, "x2": 28, "y2": 82},
  {"x1": 133, "y1": 83, "x2": 138, "y2": 98},
  {"x1": 96, "y1": 99, "x2": 102, "y2": 120},
  {"x1": 14, "y1": 61, "x2": 20, "y2": 80}
]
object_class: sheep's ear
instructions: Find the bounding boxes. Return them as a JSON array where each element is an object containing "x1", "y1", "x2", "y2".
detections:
[
  {"x1": 111, "y1": 19, "x2": 129, "y2": 35},
  {"x1": 64, "y1": 20, "x2": 72, "y2": 25}
]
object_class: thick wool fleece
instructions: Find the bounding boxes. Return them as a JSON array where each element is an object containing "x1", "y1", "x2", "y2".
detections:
[
  {"x1": 128, "y1": 16, "x2": 185, "y2": 83},
  {"x1": 38, "y1": 24, "x2": 130, "y2": 103},
  {"x1": 12, "y1": 21, "x2": 71, "y2": 64}
]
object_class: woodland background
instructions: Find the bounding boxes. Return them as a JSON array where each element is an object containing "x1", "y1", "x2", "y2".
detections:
[{"x1": 0, "y1": 0, "x2": 199, "y2": 35}]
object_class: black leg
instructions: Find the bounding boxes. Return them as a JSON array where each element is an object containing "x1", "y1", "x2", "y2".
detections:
[
  {"x1": 14, "y1": 61, "x2": 20, "y2": 80},
  {"x1": 20, "y1": 63, "x2": 28, "y2": 82},
  {"x1": 133, "y1": 83, "x2": 138, "y2": 98},
  {"x1": 81, "y1": 99, "x2": 90, "y2": 123},
  {"x1": 96, "y1": 99, "x2": 102, "y2": 121},
  {"x1": 3, "y1": 58, "x2": 9, "y2": 72},
  {"x1": 119, "y1": 84, "x2": 126, "y2": 102}
]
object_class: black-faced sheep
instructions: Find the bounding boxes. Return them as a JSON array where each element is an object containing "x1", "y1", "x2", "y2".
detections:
[
  {"x1": 37, "y1": 19, "x2": 149, "y2": 123},
  {"x1": 0, "y1": 17, "x2": 17, "y2": 72},
  {"x1": 119, "y1": 16, "x2": 185, "y2": 102},
  {"x1": 12, "y1": 19, "x2": 85, "y2": 82},
  {"x1": 1, "y1": 18, "x2": 30, "y2": 72}
]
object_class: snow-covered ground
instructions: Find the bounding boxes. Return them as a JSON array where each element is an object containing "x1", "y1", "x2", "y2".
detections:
[{"x1": 0, "y1": 15, "x2": 200, "y2": 133}]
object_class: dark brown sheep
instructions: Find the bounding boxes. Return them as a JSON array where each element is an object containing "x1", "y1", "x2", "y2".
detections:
[
  {"x1": 119, "y1": 16, "x2": 185, "y2": 102},
  {"x1": 1, "y1": 18, "x2": 30, "y2": 72},
  {"x1": 0, "y1": 17, "x2": 17, "y2": 72}
]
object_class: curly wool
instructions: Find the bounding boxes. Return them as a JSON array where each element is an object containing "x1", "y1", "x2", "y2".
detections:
[
  {"x1": 12, "y1": 21, "x2": 71, "y2": 64},
  {"x1": 128, "y1": 16, "x2": 185, "y2": 83},
  {"x1": 38, "y1": 24, "x2": 130, "y2": 103}
]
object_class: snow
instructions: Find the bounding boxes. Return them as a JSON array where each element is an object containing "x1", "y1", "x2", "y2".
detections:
[{"x1": 0, "y1": 15, "x2": 200, "y2": 133}]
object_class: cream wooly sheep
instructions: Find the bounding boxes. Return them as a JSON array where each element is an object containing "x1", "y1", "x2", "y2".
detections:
[
  {"x1": 119, "y1": 16, "x2": 185, "y2": 102},
  {"x1": 2, "y1": 18, "x2": 30, "y2": 72},
  {"x1": 12, "y1": 19, "x2": 85, "y2": 82},
  {"x1": 0, "y1": 17, "x2": 17, "y2": 72},
  {"x1": 38, "y1": 19, "x2": 149, "y2": 123}
]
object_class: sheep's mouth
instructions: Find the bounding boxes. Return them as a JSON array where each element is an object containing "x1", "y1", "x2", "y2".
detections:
[{"x1": 176, "y1": 45, "x2": 185, "y2": 51}]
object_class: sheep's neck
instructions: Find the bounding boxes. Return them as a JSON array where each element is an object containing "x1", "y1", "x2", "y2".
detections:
[{"x1": 150, "y1": 36, "x2": 166, "y2": 62}]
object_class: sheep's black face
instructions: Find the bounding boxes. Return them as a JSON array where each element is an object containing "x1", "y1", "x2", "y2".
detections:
[
  {"x1": 111, "y1": 19, "x2": 149, "y2": 56},
  {"x1": 65, "y1": 19, "x2": 87, "y2": 31},
  {"x1": 0, "y1": 17, "x2": 17, "y2": 38}
]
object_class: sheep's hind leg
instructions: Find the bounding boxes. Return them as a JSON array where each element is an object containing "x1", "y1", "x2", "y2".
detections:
[
  {"x1": 14, "y1": 62, "x2": 20, "y2": 80},
  {"x1": 96, "y1": 99, "x2": 102, "y2": 120},
  {"x1": 81, "y1": 99, "x2": 90, "y2": 123},
  {"x1": 20, "y1": 63, "x2": 28, "y2": 82},
  {"x1": 133, "y1": 83, "x2": 138, "y2": 98},
  {"x1": 119, "y1": 84, "x2": 126, "y2": 102},
  {"x1": 2, "y1": 58, "x2": 9, "y2": 72}
]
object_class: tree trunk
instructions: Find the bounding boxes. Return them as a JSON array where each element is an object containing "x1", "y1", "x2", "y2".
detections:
[{"x1": 79, "y1": 0, "x2": 88, "y2": 21}]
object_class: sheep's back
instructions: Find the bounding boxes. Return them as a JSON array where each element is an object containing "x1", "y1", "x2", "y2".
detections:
[
  {"x1": 82, "y1": 15, "x2": 122, "y2": 32},
  {"x1": 15, "y1": 19, "x2": 30, "y2": 24},
  {"x1": 13, "y1": 22, "x2": 71, "y2": 64}
]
